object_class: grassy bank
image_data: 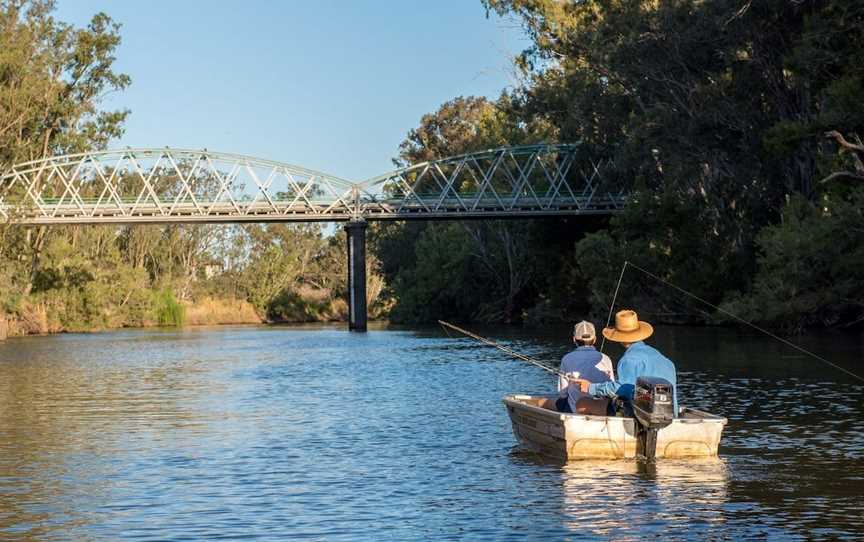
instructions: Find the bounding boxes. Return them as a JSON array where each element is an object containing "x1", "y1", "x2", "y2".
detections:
[
  {"x1": 185, "y1": 297, "x2": 263, "y2": 326},
  {"x1": 2, "y1": 296, "x2": 264, "y2": 337},
  {"x1": 0, "y1": 287, "x2": 374, "y2": 337}
]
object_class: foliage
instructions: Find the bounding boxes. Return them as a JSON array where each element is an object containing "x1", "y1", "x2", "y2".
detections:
[
  {"x1": 460, "y1": 0, "x2": 864, "y2": 329},
  {"x1": 369, "y1": 1, "x2": 863, "y2": 329},
  {"x1": 385, "y1": 223, "x2": 482, "y2": 323},
  {"x1": 0, "y1": 2, "x2": 384, "y2": 336},
  {"x1": 0, "y1": 0, "x2": 376, "y2": 339},
  {"x1": 0, "y1": 0, "x2": 130, "y2": 166},
  {"x1": 573, "y1": 190, "x2": 752, "y2": 323},
  {"x1": 370, "y1": 95, "x2": 566, "y2": 324},
  {"x1": 722, "y1": 189, "x2": 864, "y2": 331},
  {"x1": 0, "y1": 0, "x2": 131, "y2": 305},
  {"x1": 154, "y1": 289, "x2": 184, "y2": 327},
  {"x1": 396, "y1": 95, "x2": 553, "y2": 166},
  {"x1": 0, "y1": 219, "x2": 386, "y2": 334}
]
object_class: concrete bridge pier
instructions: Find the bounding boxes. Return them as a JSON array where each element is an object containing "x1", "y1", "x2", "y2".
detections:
[{"x1": 345, "y1": 220, "x2": 368, "y2": 332}]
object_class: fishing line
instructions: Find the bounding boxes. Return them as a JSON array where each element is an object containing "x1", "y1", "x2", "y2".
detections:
[
  {"x1": 600, "y1": 261, "x2": 629, "y2": 354},
  {"x1": 622, "y1": 260, "x2": 864, "y2": 384},
  {"x1": 438, "y1": 320, "x2": 569, "y2": 379}
]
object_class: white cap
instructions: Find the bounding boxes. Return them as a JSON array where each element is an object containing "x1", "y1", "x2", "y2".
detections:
[{"x1": 573, "y1": 321, "x2": 596, "y2": 342}]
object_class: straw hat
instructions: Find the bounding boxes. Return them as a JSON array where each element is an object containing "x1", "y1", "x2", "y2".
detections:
[{"x1": 602, "y1": 309, "x2": 653, "y2": 343}]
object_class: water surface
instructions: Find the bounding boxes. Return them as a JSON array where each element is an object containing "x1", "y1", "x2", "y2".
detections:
[{"x1": 0, "y1": 324, "x2": 862, "y2": 540}]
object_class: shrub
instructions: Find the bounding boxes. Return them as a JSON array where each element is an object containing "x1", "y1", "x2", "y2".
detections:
[
  {"x1": 154, "y1": 289, "x2": 185, "y2": 327},
  {"x1": 721, "y1": 189, "x2": 864, "y2": 331}
]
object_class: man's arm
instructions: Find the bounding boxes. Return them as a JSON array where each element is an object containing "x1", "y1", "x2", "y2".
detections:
[
  {"x1": 585, "y1": 381, "x2": 635, "y2": 401},
  {"x1": 588, "y1": 380, "x2": 620, "y2": 398},
  {"x1": 588, "y1": 354, "x2": 638, "y2": 400}
]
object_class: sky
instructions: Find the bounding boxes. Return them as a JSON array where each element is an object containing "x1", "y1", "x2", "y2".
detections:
[{"x1": 55, "y1": 1, "x2": 531, "y2": 181}]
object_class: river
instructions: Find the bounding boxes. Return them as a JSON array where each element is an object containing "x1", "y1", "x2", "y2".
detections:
[{"x1": 0, "y1": 323, "x2": 862, "y2": 540}]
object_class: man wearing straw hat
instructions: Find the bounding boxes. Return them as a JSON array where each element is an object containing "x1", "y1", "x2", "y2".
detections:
[{"x1": 573, "y1": 309, "x2": 679, "y2": 416}]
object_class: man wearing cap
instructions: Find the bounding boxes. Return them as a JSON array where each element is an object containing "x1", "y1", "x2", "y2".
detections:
[
  {"x1": 555, "y1": 321, "x2": 615, "y2": 415},
  {"x1": 573, "y1": 310, "x2": 679, "y2": 416}
]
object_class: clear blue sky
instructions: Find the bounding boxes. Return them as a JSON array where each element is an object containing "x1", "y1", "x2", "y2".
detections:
[{"x1": 55, "y1": 1, "x2": 530, "y2": 181}]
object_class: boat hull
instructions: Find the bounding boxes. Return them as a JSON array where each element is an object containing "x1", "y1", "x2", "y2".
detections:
[{"x1": 503, "y1": 394, "x2": 727, "y2": 460}]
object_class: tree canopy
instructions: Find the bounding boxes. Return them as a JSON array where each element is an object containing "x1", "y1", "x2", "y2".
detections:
[{"x1": 375, "y1": 0, "x2": 864, "y2": 330}]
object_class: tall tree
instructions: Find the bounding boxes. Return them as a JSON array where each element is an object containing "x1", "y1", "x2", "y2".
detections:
[
  {"x1": 0, "y1": 0, "x2": 130, "y2": 294},
  {"x1": 371, "y1": 95, "x2": 556, "y2": 323},
  {"x1": 484, "y1": 0, "x2": 864, "y2": 326}
]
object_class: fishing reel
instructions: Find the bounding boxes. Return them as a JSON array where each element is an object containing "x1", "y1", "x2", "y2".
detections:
[{"x1": 632, "y1": 376, "x2": 675, "y2": 461}]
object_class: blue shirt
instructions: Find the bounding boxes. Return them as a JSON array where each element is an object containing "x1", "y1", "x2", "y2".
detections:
[
  {"x1": 558, "y1": 346, "x2": 614, "y2": 413},
  {"x1": 588, "y1": 341, "x2": 679, "y2": 416}
]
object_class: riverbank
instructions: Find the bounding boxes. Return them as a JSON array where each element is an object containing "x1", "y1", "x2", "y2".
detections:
[
  {"x1": 0, "y1": 297, "x2": 260, "y2": 338},
  {"x1": 0, "y1": 273, "x2": 390, "y2": 339},
  {"x1": 2, "y1": 294, "x2": 356, "y2": 338}
]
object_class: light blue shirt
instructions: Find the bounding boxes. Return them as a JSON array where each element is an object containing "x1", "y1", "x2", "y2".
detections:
[
  {"x1": 558, "y1": 346, "x2": 614, "y2": 413},
  {"x1": 588, "y1": 341, "x2": 679, "y2": 415}
]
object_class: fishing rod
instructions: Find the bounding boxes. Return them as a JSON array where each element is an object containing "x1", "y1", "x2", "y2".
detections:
[
  {"x1": 606, "y1": 260, "x2": 864, "y2": 384},
  {"x1": 438, "y1": 320, "x2": 570, "y2": 379}
]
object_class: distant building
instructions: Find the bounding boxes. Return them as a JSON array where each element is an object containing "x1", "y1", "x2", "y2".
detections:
[{"x1": 203, "y1": 264, "x2": 223, "y2": 279}]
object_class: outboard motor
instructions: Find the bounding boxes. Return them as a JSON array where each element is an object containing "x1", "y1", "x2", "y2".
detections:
[{"x1": 632, "y1": 376, "x2": 674, "y2": 461}]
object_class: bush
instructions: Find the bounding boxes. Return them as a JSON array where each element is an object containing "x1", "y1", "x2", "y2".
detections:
[
  {"x1": 721, "y1": 189, "x2": 864, "y2": 331},
  {"x1": 573, "y1": 191, "x2": 753, "y2": 324},
  {"x1": 154, "y1": 289, "x2": 185, "y2": 327}
]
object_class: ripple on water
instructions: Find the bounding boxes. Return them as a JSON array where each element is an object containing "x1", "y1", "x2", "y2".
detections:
[{"x1": 0, "y1": 324, "x2": 862, "y2": 541}]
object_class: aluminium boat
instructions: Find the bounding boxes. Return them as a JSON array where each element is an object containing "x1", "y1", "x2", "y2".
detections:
[{"x1": 503, "y1": 394, "x2": 727, "y2": 460}]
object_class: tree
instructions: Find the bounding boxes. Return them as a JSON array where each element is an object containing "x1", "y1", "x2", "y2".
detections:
[
  {"x1": 0, "y1": 0, "x2": 130, "y2": 294},
  {"x1": 821, "y1": 131, "x2": 864, "y2": 184},
  {"x1": 722, "y1": 188, "x2": 864, "y2": 331},
  {"x1": 370, "y1": 95, "x2": 555, "y2": 323},
  {"x1": 483, "y1": 0, "x2": 864, "y2": 328},
  {"x1": 238, "y1": 224, "x2": 323, "y2": 317}
]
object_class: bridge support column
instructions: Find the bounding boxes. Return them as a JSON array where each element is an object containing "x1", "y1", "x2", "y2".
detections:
[{"x1": 345, "y1": 220, "x2": 368, "y2": 332}]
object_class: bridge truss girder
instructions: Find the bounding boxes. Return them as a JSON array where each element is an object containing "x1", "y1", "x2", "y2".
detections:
[
  {"x1": 0, "y1": 145, "x2": 626, "y2": 225},
  {"x1": 357, "y1": 144, "x2": 625, "y2": 220}
]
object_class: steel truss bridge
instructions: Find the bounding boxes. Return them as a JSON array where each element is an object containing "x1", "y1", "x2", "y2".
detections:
[
  {"x1": 0, "y1": 144, "x2": 626, "y2": 225},
  {"x1": 0, "y1": 143, "x2": 628, "y2": 331}
]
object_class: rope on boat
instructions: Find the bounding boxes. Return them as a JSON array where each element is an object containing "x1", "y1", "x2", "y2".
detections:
[
  {"x1": 614, "y1": 260, "x2": 864, "y2": 384},
  {"x1": 438, "y1": 320, "x2": 570, "y2": 379}
]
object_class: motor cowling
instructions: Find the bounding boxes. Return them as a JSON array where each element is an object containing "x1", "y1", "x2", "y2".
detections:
[{"x1": 632, "y1": 376, "x2": 674, "y2": 461}]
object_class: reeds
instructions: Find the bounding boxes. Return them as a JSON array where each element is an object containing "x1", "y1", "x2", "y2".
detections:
[{"x1": 184, "y1": 297, "x2": 262, "y2": 326}]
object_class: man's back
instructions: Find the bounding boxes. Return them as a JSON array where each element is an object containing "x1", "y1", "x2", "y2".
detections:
[
  {"x1": 618, "y1": 341, "x2": 678, "y2": 414},
  {"x1": 560, "y1": 347, "x2": 614, "y2": 384},
  {"x1": 558, "y1": 346, "x2": 613, "y2": 413}
]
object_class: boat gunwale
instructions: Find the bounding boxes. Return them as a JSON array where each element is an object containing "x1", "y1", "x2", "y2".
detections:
[{"x1": 503, "y1": 394, "x2": 728, "y2": 425}]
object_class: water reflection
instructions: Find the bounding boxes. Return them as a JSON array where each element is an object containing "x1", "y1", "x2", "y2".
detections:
[
  {"x1": 0, "y1": 334, "x2": 217, "y2": 540},
  {"x1": 509, "y1": 449, "x2": 731, "y2": 539},
  {"x1": 0, "y1": 324, "x2": 861, "y2": 540}
]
